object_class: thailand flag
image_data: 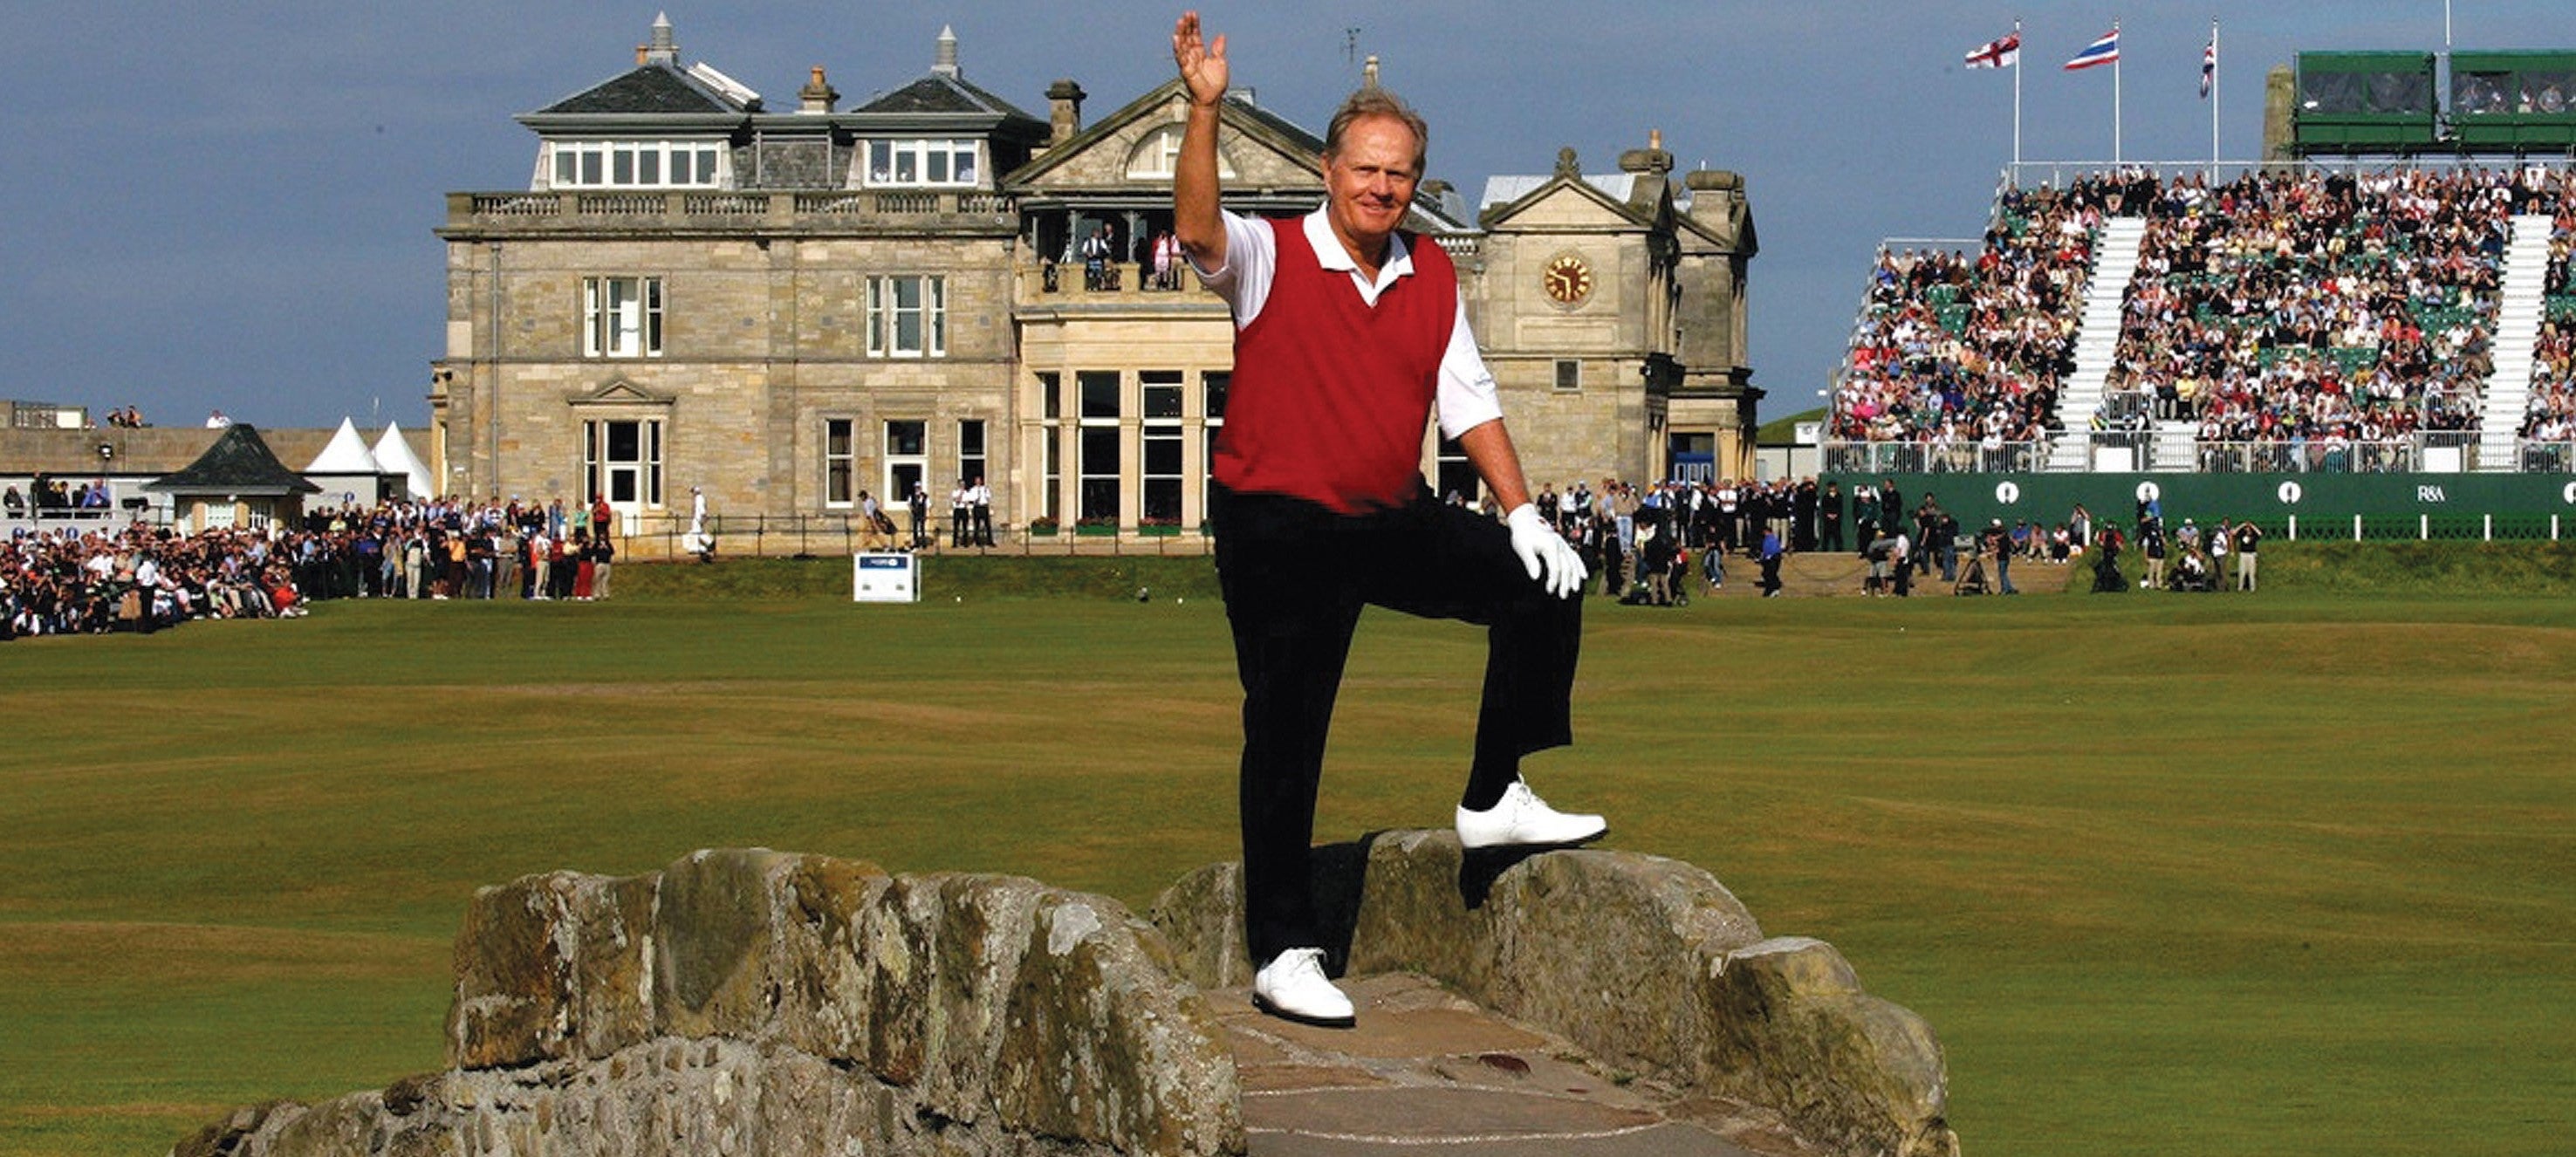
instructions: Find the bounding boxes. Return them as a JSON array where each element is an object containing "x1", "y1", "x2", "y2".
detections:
[
  {"x1": 2065, "y1": 28, "x2": 2120, "y2": 71},
  {"x1": 2201, "y1": 36, "x2": 2216, "y2": 98},
  {"x1": 1965, "y1": 31, "x2": 2020, "y2": 70}
]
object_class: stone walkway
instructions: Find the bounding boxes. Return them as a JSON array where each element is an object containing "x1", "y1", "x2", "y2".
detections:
[{"x1": 1213, "y1": 973, "x2": 1807, "y2": 1156}]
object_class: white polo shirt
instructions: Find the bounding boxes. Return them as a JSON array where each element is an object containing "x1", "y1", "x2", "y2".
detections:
[{"x1": 1194, "y1": 208, "x2": 1504, "y2": 440}]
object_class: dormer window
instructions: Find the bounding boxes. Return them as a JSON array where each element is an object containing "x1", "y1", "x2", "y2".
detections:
[
  {"x1": 865, "y1": 139, "x2": 980, "y2": 188},
  {"x1": 546, "y1": 140, "x2": 727, "y2": 189}
]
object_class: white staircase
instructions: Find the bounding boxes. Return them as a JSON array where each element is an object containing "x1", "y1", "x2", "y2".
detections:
[
  {"x1": 2475, "y1": 215, "x2": 2557, "y2": 471},
  {"x1": 2046, "y1": 217, "x2": 2150, "y2": 471}
]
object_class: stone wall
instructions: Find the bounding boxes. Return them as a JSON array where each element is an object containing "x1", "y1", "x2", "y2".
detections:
[
  {"x1": 178, "y1": 849, "x2": 1242, "y2": 1157},
  {"x1": 1148, "y1": 831, "x2": 1958, "y2": 1157},
  {"x1": 182, "y1": 839, "x2": 1955, "y2": 1157}
]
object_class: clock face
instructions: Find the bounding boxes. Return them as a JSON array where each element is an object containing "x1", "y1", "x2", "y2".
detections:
[{"x1": 1542, "y1": 254, "x2": 1593, "y2": 305}]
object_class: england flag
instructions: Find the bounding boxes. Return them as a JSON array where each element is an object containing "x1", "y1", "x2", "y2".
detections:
[
  {"x1": 1966, "y1": 31, "x2": 2021, "y2": 70},
  {"x1": 2065, "y1": 28, "x2": 2120, "y2": 72}
]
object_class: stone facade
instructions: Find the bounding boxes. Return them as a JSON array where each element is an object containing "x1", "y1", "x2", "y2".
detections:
[{"x1": 432, "y1": 20, "x2": 1759, "y2": 542}]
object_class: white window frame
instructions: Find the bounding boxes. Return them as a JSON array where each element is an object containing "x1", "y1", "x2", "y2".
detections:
[
  {"x1": 1077, "y1": 371, "x2": 1120, "y2": 525},
  {"x1": 864, "y1": 139, "x2": 981, "y2": 188},
  {"x1": 867, "y1": 276, "x2": 947, "y2": 359},
  {"x1": 583, "y1": 277, "x2": 663, "y2": 359},
  {"x1": 1201, "y1": 371, "x2": 1228, "y2": 524},
  {"x1": 1038, "y1": 373, "x2": 1063, "y2": 523},
  {"x1": 958, "y1": 418, "x2": 987, "y2": 490},
  {"x1": 583, "y1": 418, "x2": 666, "y2": 510},
  {"x1": 545, "y1": 140, "x2": 725, "y2": 189},
  {"x1": 885, "y1": 420, "x2": 929, "y2": 510},
  {"x1": 1141, "y1": 372, "x2": 1183, "y2": 525},
  {"x1": 824, "y1": 418, "x2": 856, "y2": 509}
]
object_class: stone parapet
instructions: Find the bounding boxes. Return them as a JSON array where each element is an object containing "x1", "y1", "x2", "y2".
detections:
[
  {"x1": 1148, "y1": 831, "x2": 1958, "y2": 1157},
  {"x1": 182, "y1": 848, "x2": 1243, "y2": 1157},
  {"x1": 439, "y1": 190, "x2": 1019, "y2": 238},
  {"x1": 180, "y1": 839, "x2": 1954, "y2": 1157}
]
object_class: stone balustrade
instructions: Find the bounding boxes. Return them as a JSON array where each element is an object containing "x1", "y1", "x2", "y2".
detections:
[{"x1": 445, "y1": 189, "x2": 1019, "y2": 231}]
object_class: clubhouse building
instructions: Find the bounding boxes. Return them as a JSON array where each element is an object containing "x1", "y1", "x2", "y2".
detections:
[{"x1": 430, "y1": 17, "x2": 1760, "y2": 537}]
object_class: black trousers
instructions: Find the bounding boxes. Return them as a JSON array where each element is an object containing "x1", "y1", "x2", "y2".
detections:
[{"x1": 1212, "y1": 483, "x2": 1581, "y2": 966}]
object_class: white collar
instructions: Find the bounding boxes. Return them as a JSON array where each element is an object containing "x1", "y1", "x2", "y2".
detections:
[{"x1": 1302, "y1": 208, "x2": 1412, "y2": 299}]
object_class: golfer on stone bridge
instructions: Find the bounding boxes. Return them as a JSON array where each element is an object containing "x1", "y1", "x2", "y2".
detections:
[{"x1": 1172, "y1": 11, "x2": 1605, "y2": 1029}]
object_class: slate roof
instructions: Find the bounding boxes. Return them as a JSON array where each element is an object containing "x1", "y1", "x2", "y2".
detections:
[
  {"x1": 144, "y1": 425, "x2": 322, "y2": 496},
  {"x1": 536, "y1": 65, "x2": 742, "y2": 117},
  {"x1": 855, "y1": 72, "x2": 1038, "y2": 121}
]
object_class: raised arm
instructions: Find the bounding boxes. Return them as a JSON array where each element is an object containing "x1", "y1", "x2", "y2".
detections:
[{"x1": 1172, "y1": 11, "x2": 1230, "y2": 271}]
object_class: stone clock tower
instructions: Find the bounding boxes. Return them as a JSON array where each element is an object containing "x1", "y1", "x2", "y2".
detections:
[{"x1": 1466, "y1": 134, "x2": 1759, "y2": 488}]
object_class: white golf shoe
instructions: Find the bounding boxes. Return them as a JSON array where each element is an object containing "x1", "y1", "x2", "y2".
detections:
[
  {"x1": 1455, "y1": 780, "x2": 1608, "y2": 850},
  {"x1": 1251, "y1": 948, "x2": 1354, "y2": 1028}
]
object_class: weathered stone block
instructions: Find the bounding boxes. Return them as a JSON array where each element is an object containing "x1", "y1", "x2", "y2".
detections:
[
  {"x1": 995, "y1": 892, "x2": 1244, "y2": 1156},
  {"x1": 1481, "y1": 848, "x2": 1764, "y2": 1074},
  {"x1": 447, "y1": 869, "x2": 656, "y2": 1069},
  {"x1": 651, "y1": 847, "x2": 796, "y2": 1040},
  {"x1": 1147, "y1": 859, "x2": 1248, "y2": 989}
]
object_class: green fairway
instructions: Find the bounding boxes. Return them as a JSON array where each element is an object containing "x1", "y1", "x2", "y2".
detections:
[{"x1": 3, "y1": 555, "x2": 2573, "y2": 1155}]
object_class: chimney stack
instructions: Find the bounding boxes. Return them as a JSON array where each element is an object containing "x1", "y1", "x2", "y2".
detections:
[
  {"x1": 1047, "y1": 79, "x2": 1086, "y2": 145},
  {"x1": 1619, "y1": 128, "x2": 1674, "y2": 175},
  {"x1": 800, "y1": 66, "x2": 839, "y2": 113}
]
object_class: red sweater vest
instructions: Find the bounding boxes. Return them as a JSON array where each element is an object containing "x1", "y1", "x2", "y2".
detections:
[{"x1": 1215, "y1": 218, "x2": 1458, "y2": 514}]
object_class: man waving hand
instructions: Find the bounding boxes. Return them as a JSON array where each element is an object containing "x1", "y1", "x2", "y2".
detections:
[{"x1": 1175, "y1": 11, "x2": 1602, "y2": 1030}]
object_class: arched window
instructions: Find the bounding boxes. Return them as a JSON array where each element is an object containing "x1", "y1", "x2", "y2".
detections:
[{"x1": 1126, "y1": 125, "x2": 1235, "y2": 181}]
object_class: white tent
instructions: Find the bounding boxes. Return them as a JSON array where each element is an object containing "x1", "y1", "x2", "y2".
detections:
[
  {"x1": 304, "y1": 417, "x2": 382, "y2": 474},
  {"x1": 372, "y1": 422, "x2": 435, "y2": 501}
]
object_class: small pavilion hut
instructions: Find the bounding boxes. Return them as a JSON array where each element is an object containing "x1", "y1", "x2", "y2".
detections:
[{"x1": 143, "y1": 424, "x2": 321, "y2": 533}]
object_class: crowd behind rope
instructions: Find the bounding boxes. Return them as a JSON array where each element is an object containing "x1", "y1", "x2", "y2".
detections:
[
  {"x1": 1517, "y1": 473, "x2": 2264, "y2": 601},
  {"x1": 3, "y1": 496, "x2": 621, "y2": 641},
  {"x1": 1836, "y1": 165, "x2": 2576, "y2": 464}
]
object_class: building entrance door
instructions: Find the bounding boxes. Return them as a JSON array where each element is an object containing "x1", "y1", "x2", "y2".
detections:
[{"x1": 584, "y1": 417, "x2": 663, "y2": 533}]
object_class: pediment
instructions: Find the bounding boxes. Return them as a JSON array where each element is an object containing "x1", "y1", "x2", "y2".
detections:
[
  {"x1": 1007, "y1": 81, "x2": 1323, "y2": 195},
  {"x1": 1483, "y1": 178, "x2": 1649, "y2": 233},
  {"x1": 569, "y1": 378, "x2": 673, "y2": 407}
]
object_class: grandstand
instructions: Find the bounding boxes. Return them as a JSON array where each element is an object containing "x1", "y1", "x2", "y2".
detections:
[{"x1": 1826, "y1": 163, "x2": 2575, "y2": 480}]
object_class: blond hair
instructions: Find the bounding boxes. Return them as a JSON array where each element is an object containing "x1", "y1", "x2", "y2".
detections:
[{"x1": 1324, "y1": 88, "x2": 1428, "y2": 175}]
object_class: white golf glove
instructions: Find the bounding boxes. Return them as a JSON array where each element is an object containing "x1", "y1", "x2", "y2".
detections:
[{"x1": 1504, "y1": 503, "x2": 1586, "y2": 599}]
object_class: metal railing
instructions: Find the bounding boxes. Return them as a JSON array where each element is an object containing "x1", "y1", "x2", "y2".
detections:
[
  {"x1": 1817, "y1": 432, "x2": 2569, "y2": 474},
  {"x1": 618, "y1": 512, "x2": 1213, "y2": 561},
  {"x1": 1819, "y1": 440, "x2": 2051, "y2": 476}
]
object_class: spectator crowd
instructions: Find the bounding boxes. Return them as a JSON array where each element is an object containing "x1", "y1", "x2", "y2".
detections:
[
  {"x1": 1835, "y1": 164, "x2": 2576, "y2": 468},
  {"x1": 1831, "y1": 174, "x2": 2142, "y2": 454},
  {"x1": 4, "y1": 496, "x2": 621, "y2": 642}
]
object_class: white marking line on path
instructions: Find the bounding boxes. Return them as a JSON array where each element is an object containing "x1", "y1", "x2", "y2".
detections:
[{"x1": 1244, "y1": 1122, "x2": 1668, "y2": 1146}]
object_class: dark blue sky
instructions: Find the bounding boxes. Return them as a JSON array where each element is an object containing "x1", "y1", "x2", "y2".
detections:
[{"x1": 1, "y1": 2, "x2": 2561, "y2": 430}]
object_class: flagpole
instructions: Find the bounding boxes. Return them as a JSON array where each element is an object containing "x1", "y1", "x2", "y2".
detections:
[
  {"x1": 2012, "y1": 18, "x2": 2024, "y2": 170},
  {"x1": 2113, "y1": 20, "x2": 2123, "y2": 166},
  {"x1": 2209, "y1": 18, "x2": 2221, "y2": 176}
]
